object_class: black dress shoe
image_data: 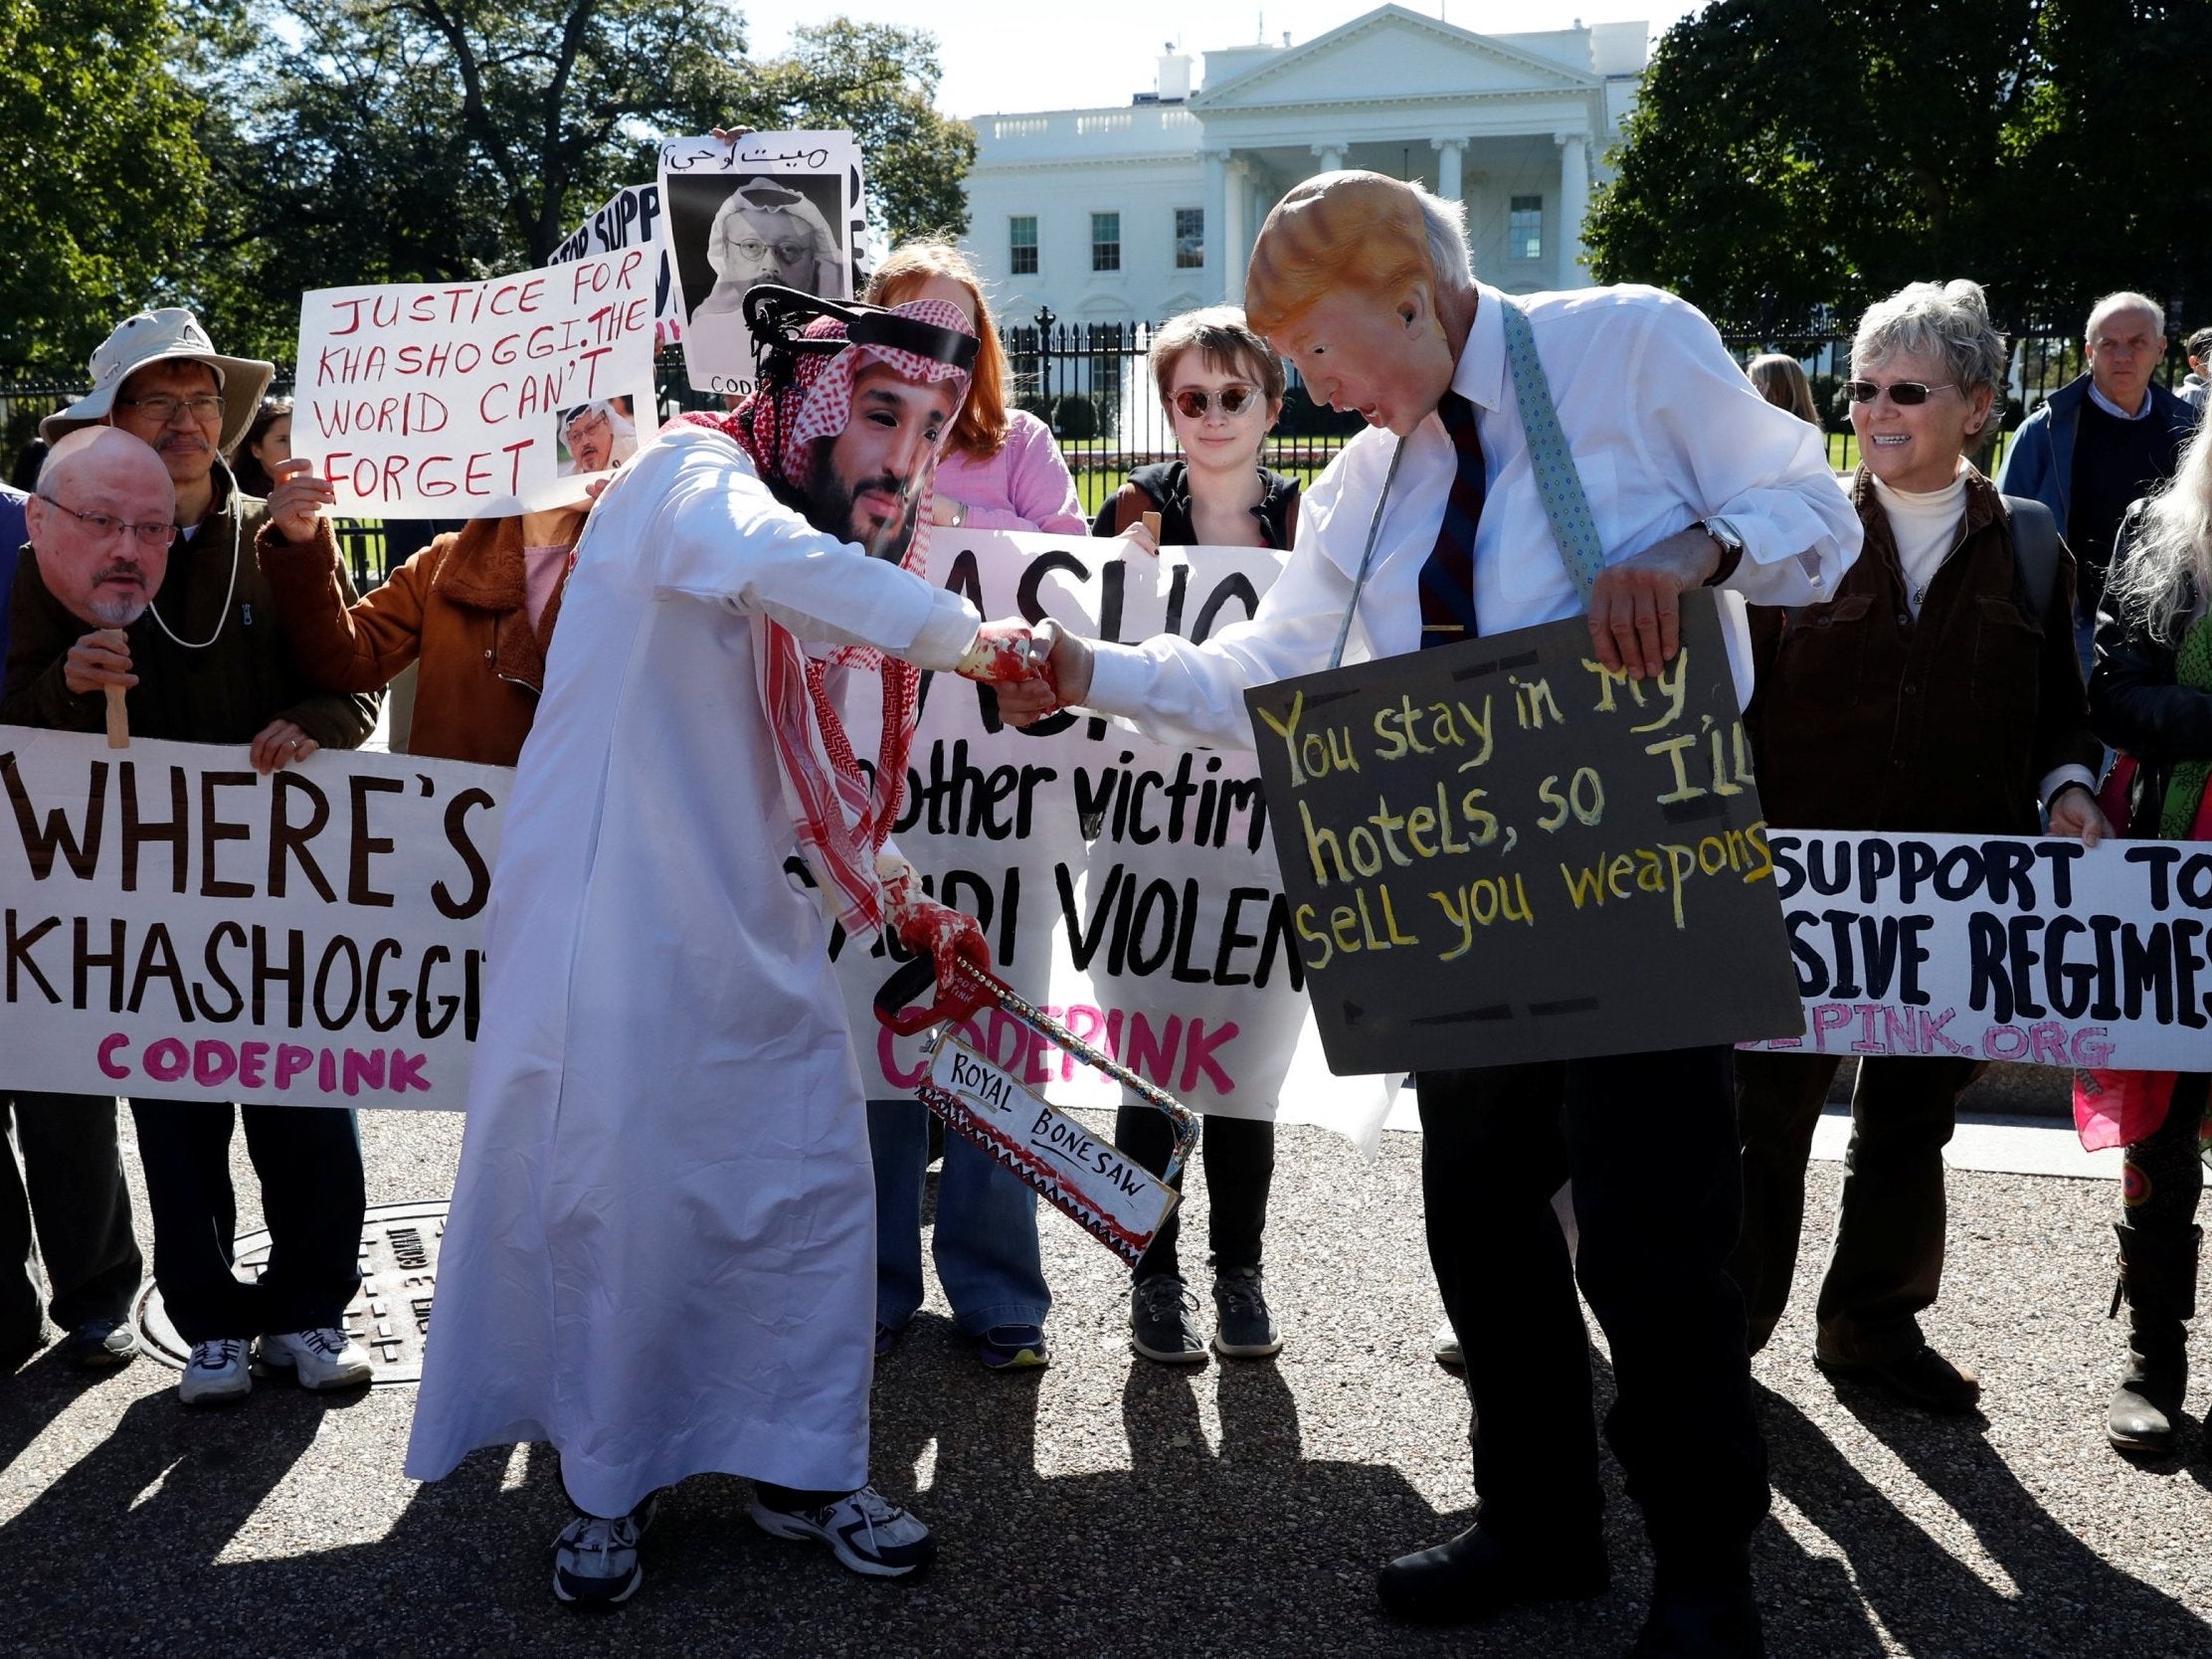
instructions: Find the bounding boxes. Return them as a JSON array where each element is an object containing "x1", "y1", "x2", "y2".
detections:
[
  {"x1": 1378, "y1": 1521, "x2": 1608, "y2": 1625},
  {"x1": 1815, "y1": 1344, "x2": 1980, "y2": 1414},
  {"x1": 1627, "y1": 1580, "x2": 1764, "y2": 1657}
]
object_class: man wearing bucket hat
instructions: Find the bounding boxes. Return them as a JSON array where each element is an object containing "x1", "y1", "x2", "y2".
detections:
[
  {"x1": 3, "y1": 307, "x2": 381, "y2": 1405},
  {"x1": 403, "y1": 286, "x2": 1042, "y2": 1608}
]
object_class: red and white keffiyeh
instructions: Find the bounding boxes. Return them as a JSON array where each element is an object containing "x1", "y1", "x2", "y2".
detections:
[{"x1": 677, "y1": 298, "x2": 973, "y2": 938}]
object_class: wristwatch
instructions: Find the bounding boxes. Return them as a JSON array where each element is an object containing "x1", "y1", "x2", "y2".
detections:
[
  {"x1": 1698, "y1": 516, "x2": 1746, "y2": 586},
  {"x1": 948, "y1": 497, "x2": 968, "y2": 528}
]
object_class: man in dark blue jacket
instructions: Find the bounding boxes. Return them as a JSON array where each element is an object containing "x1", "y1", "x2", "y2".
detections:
[{"x1": 1997, "y1": 292, "x2": 2197, "y2": 645}]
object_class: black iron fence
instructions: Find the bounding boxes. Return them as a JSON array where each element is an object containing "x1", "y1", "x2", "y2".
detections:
[{"x1": 5, "y1": 315, "x2": 2194, "y2": 589}]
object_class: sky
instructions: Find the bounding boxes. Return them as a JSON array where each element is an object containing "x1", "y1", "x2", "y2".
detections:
[{"x1": 737, "y1": 1, "x2": 1701, "y2": 119}]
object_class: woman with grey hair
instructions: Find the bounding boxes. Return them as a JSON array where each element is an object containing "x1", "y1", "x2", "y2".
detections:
[
  {"x1": 1731, "y1": 277, "x2": 2110, "y2": 1414},
  {"x1": 2081, "y1": 419, "x2": 2212, "y2": 1455}
]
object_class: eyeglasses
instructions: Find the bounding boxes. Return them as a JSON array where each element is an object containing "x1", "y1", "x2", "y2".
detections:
[
  {"x1": 1841, "y1": 380, "x2": 1960, "y2": 407},
  {"x1": 118, "y1": 394, "x2": 227, "y2": 425},
  {"x1": 37, "y1": 495, "x2": 179, "y2": 548},
  {"x1": 728, "y1": 239, "x2": 814, "y2": 265},
  {"x1": 1171, "y1": 386, "x2": 1260, "y2": 420}
]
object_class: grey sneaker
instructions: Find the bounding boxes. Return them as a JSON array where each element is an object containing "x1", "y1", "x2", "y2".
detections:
[
  {"x1": 62, "y1": 1319, "x2": 137, "y2": 1370},
  {"x1": 1131, "y1": 1273, "x2": 1208, "y2": 1365},
  {"x1": 552, "y1": 1494, "x2": 658, "y2": 1605},
  {"x1": 1211, "y1": 1268, "x2": 1283, "y2": 1358}
]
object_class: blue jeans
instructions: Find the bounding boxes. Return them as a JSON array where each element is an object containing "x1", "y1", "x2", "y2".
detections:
[{"x1": 867, "y1": 1100, "x2": 1050, "y2": 1336}]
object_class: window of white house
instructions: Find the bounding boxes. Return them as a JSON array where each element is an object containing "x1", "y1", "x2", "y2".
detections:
[
  {"x1": 1175, "y1": 208, "x2": 1204, "y2": 269},
  {"x1": 1010, "y1": 216, "x2": 1038, "y2": 276},
  {"x1": 1091, "y1": 212, "x2": 1121, "y2": 273},
  {"x1": 1509, "y1": 196, "x2": 1544, "y2": 263}
]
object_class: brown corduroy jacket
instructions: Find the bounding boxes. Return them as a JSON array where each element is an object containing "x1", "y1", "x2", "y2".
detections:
[
  {"x1": 259, "y1": 511, "x2": 585, "y2": 767},
  {"x1": 1746, "y1": 465, "x2": 2099, "y2": 836}
]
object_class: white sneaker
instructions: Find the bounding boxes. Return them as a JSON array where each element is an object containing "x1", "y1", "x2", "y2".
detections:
[
  {"x1": 179, "y1": 1338, "x2": 252, "y2": 1405},
  {"x1": 260, "y1": 1328, "x2": 373, "y2": 1390},
  {"x1": 552, "y1": 1495, "x2": 658, "y2": 1605},
  {"x1": 749, "y1": 1485, "x2": 936, "y2": 1577},
  {"x1": 1433, "y1": 1320, "x2": 1464, "y2": 1368}
]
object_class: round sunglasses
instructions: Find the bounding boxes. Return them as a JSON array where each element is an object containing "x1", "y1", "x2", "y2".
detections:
[
  {"x1": 1841, "y1": 379, "x2": 1961, "y2": 406},
  {"x1": 1170, "y1": 385, "x2": 1260, "y2": 420}
]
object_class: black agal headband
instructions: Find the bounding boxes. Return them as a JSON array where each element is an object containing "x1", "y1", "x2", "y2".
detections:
[{"x1": 742, "y1": 285, "x2": 981, "y2": 389}]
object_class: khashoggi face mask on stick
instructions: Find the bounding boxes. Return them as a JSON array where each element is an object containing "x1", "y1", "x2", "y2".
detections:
[{"x1": 28, "y1": 428, "x2": 178, "y2": 746}]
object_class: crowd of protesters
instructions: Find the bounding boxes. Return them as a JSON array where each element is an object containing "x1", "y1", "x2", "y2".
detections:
[{"x1": 3, "y1": 174, "x2": 2207, "y2": 1654}]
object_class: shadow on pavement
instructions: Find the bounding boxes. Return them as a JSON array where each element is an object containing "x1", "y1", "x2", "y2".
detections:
[{"x1": 1765, "y1": 1382, "x2": 2212, "y2": 1659}]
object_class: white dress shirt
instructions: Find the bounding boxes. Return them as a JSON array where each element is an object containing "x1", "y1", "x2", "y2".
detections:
[{"x1": 1086, "y1": 281, "x2": 1863, "y2": 750}]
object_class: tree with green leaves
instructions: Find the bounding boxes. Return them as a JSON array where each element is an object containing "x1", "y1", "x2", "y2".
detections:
[
  {"x1": 176, "y1": 4, "x2": 977, "y2": 359},
  {"x1": 1585, "y1": 0, "x2": 2211, "y2": 333},
  {"x1": 720, "y1": 20, "x2": 979, "y2": 248},
  {"x1": 0, "y1": 1, "x2": 209, "y2": 372}
]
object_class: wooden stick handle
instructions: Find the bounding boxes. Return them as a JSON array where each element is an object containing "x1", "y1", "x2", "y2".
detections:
[
  {"x1": 1141, "y1": 510, "x2": 1162, "y2": 541},
  {"x1": 104, "y1": 684, "x2": 128, "y2": 749}
]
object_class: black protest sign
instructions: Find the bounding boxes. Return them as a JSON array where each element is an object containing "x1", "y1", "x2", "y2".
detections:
[{"x1": 1242, "y1": 589, "x2": 1803, "y2": 1073}]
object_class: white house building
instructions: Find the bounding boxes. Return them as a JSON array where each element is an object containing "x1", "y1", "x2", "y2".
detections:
[{"x1": 959, "y1": 5, "x2": 1649, "y2": 326}]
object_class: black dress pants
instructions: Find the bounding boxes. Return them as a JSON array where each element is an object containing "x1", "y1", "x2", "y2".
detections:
[
  {"x1": 1417, "y1": 1045, "x2": 1768, "y2": 1572},
  {"x1": 3, "y1": 1093, "x2": 144, "y2": 1357},
  {"x1": 1114, "y1": 1105, "x2": 1274, "y2": 1279},
  {"x1": 128, "y1": 1099, "x2": 365, "y2": 1344},
  {"x1": 1731, "y1": 1050, "x2": 1976, "y2": 1360}
]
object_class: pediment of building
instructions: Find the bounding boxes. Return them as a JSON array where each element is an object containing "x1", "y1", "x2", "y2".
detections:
[{"x1": 1192, "y1": 4, "x2": 1598, "y2": 113}]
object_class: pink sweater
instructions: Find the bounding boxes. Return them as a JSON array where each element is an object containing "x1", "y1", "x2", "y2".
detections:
[{"x1": 933, "y1": 410, "x2": 1088, "y2": 534}]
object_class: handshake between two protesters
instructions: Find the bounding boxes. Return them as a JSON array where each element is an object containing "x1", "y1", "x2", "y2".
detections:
[{"x1": 891, "y1": 618, "x2": 1075, "y2": 987}]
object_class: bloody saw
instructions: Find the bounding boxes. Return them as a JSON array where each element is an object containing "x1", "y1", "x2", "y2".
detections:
[{"x1": 874, "y1": 954, "x2": 1200, "y2": 1267}]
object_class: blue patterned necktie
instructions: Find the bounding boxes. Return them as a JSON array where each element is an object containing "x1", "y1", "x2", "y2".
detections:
[{"x1": 1418, "y1": 390, "x2": 1486, "y2": 648}]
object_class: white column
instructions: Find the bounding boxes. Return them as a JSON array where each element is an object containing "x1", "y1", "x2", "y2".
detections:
[
  {"x1": 1555, "y1": 130, "x2": 1589, "y2": 285},
  {"x1": 1310, "y1": 141, "x2": 1345, "y2": 174},
  {"x1": 1202, "y1": 149, "x2": 1229, "y2": 293},
  {"x1": 1222, "y1": 155, "x2": 1251, "y2": 301},
  {"x1": 1430, "y1": 136, "x2": 1465, "y2": 203}
]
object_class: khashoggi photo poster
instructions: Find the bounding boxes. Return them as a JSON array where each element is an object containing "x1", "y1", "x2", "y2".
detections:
[{"x1": 658, "y1": 130, "x2": 865, "y2": 397}]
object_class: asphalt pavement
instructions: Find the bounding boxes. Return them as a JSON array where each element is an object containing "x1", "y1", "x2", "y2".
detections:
[{"x1": 4, "y1": 1105, "x2": 2208, "y2": 1659}]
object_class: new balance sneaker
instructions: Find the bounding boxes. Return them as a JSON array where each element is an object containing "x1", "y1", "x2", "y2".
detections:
[
  {"x1": 1130, "y1": 1273, "x2": 1208, "y2": 1366},
  {"x1": 1211, "y1": 1268, "x2": 1283, "y2": 1358},
  {"x1": 260, "y1": 1328, "x2": 373, "y2": 1390},
  {"x1": 552, "y1": 1494, "x2": 659, "y2": 1606},
  {"x1": 178, "y1": 1338, "x2": 252, "y2": 1405},
  {"x1": 749, "y1": 1485, "x2": 936, "y2": 1577},
  {"x1": 978, "y1": 1324, "x2": 1050, "y2": 1371}
]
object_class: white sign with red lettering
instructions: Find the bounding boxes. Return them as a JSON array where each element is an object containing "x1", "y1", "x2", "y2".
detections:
[{"x1": 293, "y1": 253, "x2": 659, "y2": 517}]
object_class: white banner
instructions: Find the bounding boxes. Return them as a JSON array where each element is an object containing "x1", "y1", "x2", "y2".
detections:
[
  {"x1": 1743, "y1": 829, "x2": 2212, "y2": 1070},
  {"x1": 294, "y1": 252, "x2": 660, "y2": 517},
  {"x1": 658, "y1": 130, "x2": 863, "y2": 397},
  {"x1": 826, "y1": 530, "x2": 1400, "y2": 1148},
  {"x1": 549, "y1": 184, "x2": 685, "y2": 345},
  {"x1": 1, "y1": 731, "x2": 506, "y2": 1109}
]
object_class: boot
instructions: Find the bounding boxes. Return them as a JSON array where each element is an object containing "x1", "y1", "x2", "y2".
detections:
[{"x1": 2105, "y1": 1221, "x2": 2199, "y2": 1455}]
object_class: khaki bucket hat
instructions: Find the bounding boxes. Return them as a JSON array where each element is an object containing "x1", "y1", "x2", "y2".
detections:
[{"x1": 41, "y1": 307, "x2": 276, "y2": 455}]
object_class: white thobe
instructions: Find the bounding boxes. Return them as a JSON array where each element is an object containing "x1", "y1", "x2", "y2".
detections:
[{"x1": 404, "y1": 425, "x2": 979, "y2": 1516}]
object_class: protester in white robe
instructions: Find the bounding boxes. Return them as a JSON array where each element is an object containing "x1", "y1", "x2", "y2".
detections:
[{"x1": 404, "y1": 293, "x2": 1039, "y2": 1605}]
